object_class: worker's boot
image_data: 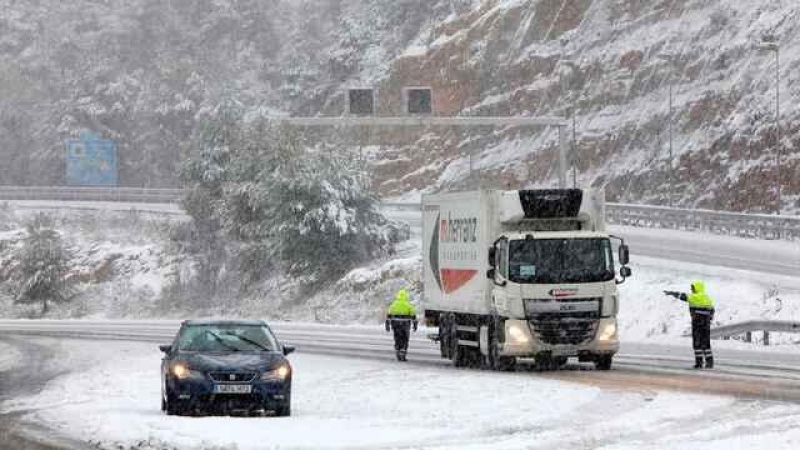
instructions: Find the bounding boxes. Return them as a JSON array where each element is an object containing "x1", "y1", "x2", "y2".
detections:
[
  {"x1": 693, "y1": 357, "x2": 703, "y2": 369},
  {"x1": 705, "y1": 355, "x2": 714, "y2": 369}
]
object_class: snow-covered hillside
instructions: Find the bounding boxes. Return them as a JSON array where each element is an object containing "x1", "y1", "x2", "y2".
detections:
[
  {"x1": 374, "y1": 0, "x2": 800, "y2": 214},
  {"x1": 2, "y1": 1, "x2": 798, "y2": 212},
  {"x1": 0, "y1": 206, "x2": 183, "y2": 318}
]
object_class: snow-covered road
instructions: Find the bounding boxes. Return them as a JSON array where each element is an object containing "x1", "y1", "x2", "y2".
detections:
[
  {"x1": 4, "y1": 338, "x2": 800, "y2": 450},
  {"x1": 0, "y1": 340, "x2": 21, "y2": 372}
]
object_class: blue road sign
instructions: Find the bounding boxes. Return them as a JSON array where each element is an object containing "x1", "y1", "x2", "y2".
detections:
[{"x1": 65, "y1": 137, "x2": 118, "y2": 186}]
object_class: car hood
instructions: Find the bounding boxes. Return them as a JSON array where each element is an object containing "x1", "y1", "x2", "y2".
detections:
[{"x1": 177, "y1": 352, "x2": 285, "y2": 372}]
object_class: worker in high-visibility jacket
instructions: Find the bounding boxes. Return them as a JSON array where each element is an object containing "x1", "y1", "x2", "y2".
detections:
[
  {"x1": 385, "y1": 288, "x2": 418, "y2": 361},
  {"x1": 664, "y1": 281, "x2": 716, "y2": 369}
]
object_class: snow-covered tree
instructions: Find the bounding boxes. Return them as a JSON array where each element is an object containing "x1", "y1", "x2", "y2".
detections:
[
  {"x1": 181, "y1": 114, "x2": 407, "y2": 295},
  {"x1": 12, "y1": 213, "x2": 73, "y2": 315}
]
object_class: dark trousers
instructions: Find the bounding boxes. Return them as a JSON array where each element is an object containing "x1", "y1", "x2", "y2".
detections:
[
  {"x1": 691, "y1": 311, "x2": 713, "y2": 361},
  {"x1": 391, "y1": 320, "x2": 411, "y2": 354}
]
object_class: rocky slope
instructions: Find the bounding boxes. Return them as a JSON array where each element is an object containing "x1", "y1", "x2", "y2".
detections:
[
  {"x1": 374, "y1": 0, "x2": 800, "y2": 214},
  {"x1": 1, "y1": 0, "x2": 798, "y2": 212}
]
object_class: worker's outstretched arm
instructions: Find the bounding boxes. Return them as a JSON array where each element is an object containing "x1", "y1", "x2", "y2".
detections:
[{"x1": 663, "y1": 290, "x2": 688, "y2": 302}]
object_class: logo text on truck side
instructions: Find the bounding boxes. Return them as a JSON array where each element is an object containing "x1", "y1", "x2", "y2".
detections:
[
  {"x1": 430, "y1": 212, "x2": 479, "y2": 294},
  {"x1": 440, "y1": 213, "x2": 478, "y2": 243}
]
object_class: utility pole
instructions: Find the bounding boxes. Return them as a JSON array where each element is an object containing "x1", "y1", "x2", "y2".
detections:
[
  {"x1": 572, "y1": 113, "x2": 577, "y2": 188},
  {"x1": 668, "y1": 81, "x2": 673, "y2": 207}
]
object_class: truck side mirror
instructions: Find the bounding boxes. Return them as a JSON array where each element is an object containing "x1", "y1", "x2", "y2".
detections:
[
  {"x1": 619, "y1": 244, "x2": 630, "y2": 266},
  {"x1": 486, "y1": 268, "x2": 496, "y2": 280},
  {"x1": 488, "y1": 246, "x2": 496, "y2": 267},
  {"x1": 620, "y1": 266, "x2": 632, "y2": 278}
]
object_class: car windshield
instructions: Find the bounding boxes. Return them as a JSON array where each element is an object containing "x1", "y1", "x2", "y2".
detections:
[
  {"x1": 508, "y1": 238, "x2": 614, "y2": 284},
  {"x1": 176, "y1": 324, "x2": 279, "y2": 353}
]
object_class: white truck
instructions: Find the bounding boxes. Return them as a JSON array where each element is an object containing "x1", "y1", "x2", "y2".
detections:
[{"x1": 422, "y1": 188, "x2": 631, "y2": 371}]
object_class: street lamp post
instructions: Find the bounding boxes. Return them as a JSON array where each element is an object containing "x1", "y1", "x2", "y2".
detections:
[
  {"x1": 658, "y1": 54, "x2": 677, "y2": 208},
  {"x1": 758, "y1": 41, "x2": 781, "y2": 215},
  {"x1": 775, "y1": 44, "x2": 781, "y2": 215},
  {"x1": 560, "y1": 59, "x2": 580, "y2": 188}
]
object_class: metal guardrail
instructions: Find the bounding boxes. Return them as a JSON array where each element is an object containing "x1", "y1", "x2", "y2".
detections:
[
  {"x1": 0, "y1": 186, "x2": 183, "y2": 204},
  {"x1": 606, "y1": 203, "x2": 800, "y2": 240},
  {"x1": 385, "y1": 201, "x2": 800, "y2": 241},
  {"x1": 2, "y1": 188, "x2": 800, "y2": 241},
  {"x1": 709, "y1": 320, "x2": 800, "y2": 346}
]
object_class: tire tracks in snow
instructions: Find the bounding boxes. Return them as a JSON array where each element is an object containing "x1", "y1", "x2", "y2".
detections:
[{"x1": 0, "y1": 336, "x2": 91, "y2": 450}]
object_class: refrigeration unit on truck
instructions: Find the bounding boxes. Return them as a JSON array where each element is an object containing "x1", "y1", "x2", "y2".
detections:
[{"x1": 422, "y1": 189, "x2": 631, "y2": 371}]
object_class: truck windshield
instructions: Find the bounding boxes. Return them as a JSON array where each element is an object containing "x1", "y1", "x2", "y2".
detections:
[{"x1": 508, "y1": 238, "x2": 614, "y2": 284}]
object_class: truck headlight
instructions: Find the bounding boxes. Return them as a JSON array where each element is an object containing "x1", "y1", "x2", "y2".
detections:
[
  {"x1": 507, "y1": 323, "x2": 530, "y2": 344},
  {"x1": 170, "y1": 363, "x2": 205, "y2": 380},
  {"x1": 597, "y1": 320, "x2": 617, "y2": 341},
  {"x1": 261, "y1": 364, "x2": 291, "y2": 381}
]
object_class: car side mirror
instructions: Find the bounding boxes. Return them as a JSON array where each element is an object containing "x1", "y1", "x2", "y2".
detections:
[
  {"x1": 486, "y1": 268, "x2": 496, "y2": 280},
  {"x1": 488, "y1": 246, "x2": 496, "y2": 267},
  {"x1": 159, "y1": 344, "x2": 172, "y2": 354},
  {"x1": 620, "y1": 266, "x2": 632, "y2": 278},
  {"x1": 283, "y1": 345, "x2": 295, "y2": 356},
  {"x1": 619, "y1": 244, "x2": 630, "y2": 266}
]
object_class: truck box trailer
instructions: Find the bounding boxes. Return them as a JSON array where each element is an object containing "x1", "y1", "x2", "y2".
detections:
[{"x1": 422, "y1": 188, "x2": 631, "y2": 371}]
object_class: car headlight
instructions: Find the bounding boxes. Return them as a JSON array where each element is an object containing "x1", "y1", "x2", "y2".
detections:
[
  {"x1": 507, "y1": 323, "x2": 530, "y2": 344},
  {"x1": 260, "y1": 364, "x2": 291, "y2": 381},
  {"x1": 597, "y1": 320, "x2": 618, "y2": 341},
  {"x1": 170, "y1": 363, "x2": 205, "y2": 380}
]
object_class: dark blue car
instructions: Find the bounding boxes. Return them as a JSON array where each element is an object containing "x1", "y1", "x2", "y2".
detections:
[{"x1": 160, "y1": 319, "x2": 295, "y2": 417}]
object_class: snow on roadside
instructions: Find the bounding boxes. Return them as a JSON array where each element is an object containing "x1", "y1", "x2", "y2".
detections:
[
  {"x1": 4, "y1": 339, "x2": 800, "y2": 450},
  {"x1": 619, "y1": 256, "x2": 800, "y2": 347},
  {"x1": 0, "y1": 341, "x2": 21, "y2": 372}
]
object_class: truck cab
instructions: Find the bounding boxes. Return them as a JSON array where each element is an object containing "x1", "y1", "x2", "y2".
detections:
[{"x1": 422, "y1": 188, "x2": 631, "y2": 371}]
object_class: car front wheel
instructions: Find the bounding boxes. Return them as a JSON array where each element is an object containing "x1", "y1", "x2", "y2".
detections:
[
  {"x1": 275, "y1": 402, "x2": 291, "y2": 417},
  {"x1": 164, "y1": 389, "x2": 182, "y2": 416}
]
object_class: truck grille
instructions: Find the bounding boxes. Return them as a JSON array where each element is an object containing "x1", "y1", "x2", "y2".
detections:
[
  {"x1": 524, "y1": 297, "x2": 602, "y2": 345},
  {"x1": 209, "y1": 372, "x2": 256, "y2": 383},
  {"x1": 529, "y1": 317, "x2": 598, "y2": 345}
]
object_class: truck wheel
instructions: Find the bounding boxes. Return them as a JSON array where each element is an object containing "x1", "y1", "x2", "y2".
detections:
[
  {"x1": 439, "y1": 314, "x2": 451, "y2": 359},
  {"x1": 447, "y1": 315, "x2": 470, "y2": 368},
  {"x1": 452, "y1": 342, "x2": 470, "y2": 368},
  {"x1": 485, "y1": 321, "x2": 516, "y2": 372},
  {"x1": 467, "y1": 347, "x2": 484, "y2": 368},
  {"x1": 497, "y1": 356, "x2": 516, "y2": 372},
  {"x1": 554, "y1": 356, "x2": 568, "y2": 368},
  {"x1": 595, "y1": 355, "x2": 613, "y2": 371},
  {"x1": 534, "y1": 356, "x2": 557, "y2": 372}
]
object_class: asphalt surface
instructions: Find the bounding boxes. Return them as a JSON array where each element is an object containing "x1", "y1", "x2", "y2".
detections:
[
  {"x1": 0, "y1": 337, "x2": 90, "y2": 450},
  {"x1": 613, "y1": 225, "x2": 800, "y2": 279}
]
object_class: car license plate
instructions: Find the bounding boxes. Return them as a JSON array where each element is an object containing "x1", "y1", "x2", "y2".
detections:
[{"x1": 214, "y1": 384, "x2": 252, "y2": 394}]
